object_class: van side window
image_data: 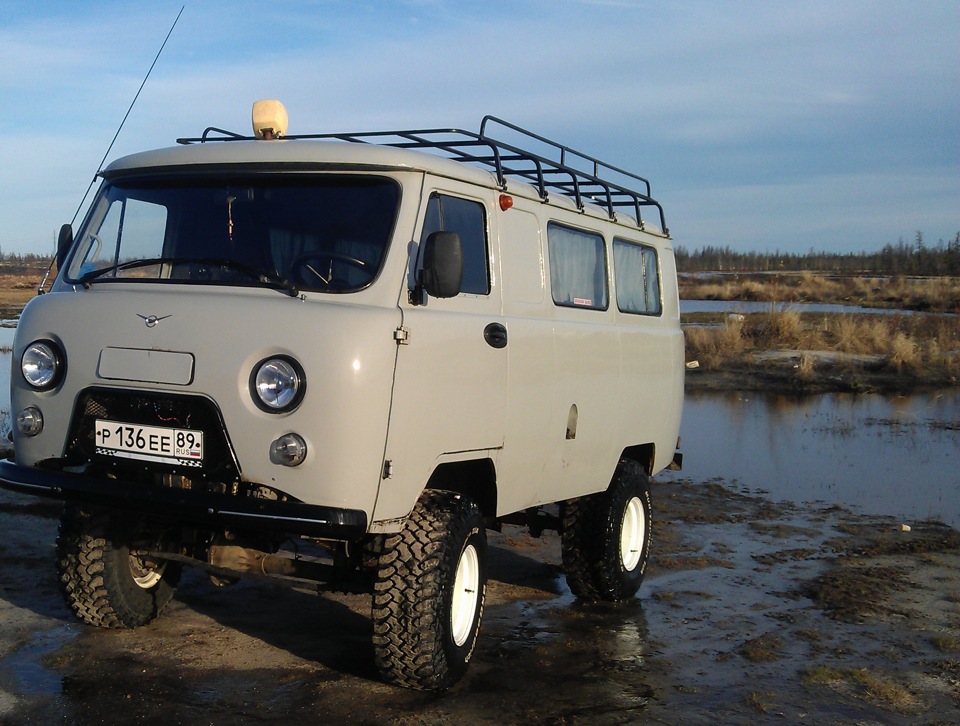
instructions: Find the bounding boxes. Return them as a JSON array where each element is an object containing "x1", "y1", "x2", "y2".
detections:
[
  {"x1": 613, "y1": 239, "x2": 662, "y2": 315},
  {"x1": 421, "y1": 194, "x2": 489, "y2": 295},
  {"x1": 547, "y1": 222, "x2": 608, "y2": 310}
]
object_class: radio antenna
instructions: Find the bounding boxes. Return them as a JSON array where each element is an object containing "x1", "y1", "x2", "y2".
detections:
[
  {"x1": 38, "y1": 6, "x2": 184, "y2": 295},
  {"x1": 70, "y1": 5, "x2": 185, "y2": 226}
]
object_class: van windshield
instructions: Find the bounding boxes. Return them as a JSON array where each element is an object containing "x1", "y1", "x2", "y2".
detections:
[{"x1": 65, "y1": 174, "x2": 400, "y2": 294}]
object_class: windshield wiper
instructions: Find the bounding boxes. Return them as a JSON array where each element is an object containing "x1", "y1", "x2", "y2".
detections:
[
  {"x1": 77, "y1": 257, "x2": 170, "y2": 287},
  {"x1": 191, "y1": 258, "x2": 300, "y2": 297},
  {"x1": 77, "y1": 257, "x2": 300, "y2": 297}
]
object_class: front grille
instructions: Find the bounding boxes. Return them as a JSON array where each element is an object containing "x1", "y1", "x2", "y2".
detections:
[{"x1": 65, "y1": 387, "x2": 240, "y2": 480}]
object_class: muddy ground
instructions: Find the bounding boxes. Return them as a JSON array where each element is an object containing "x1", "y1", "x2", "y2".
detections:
[
  {"x1": 684, "y1": 358, "x2": 959, "y2": 395},
  {"x1": 0, "y1": 478, "x2": 957, "y2": 725}
]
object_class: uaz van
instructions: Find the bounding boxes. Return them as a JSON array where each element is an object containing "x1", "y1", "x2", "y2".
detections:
[{"x1": 1, "y1": 101, "x2": 683, "y2": 690}]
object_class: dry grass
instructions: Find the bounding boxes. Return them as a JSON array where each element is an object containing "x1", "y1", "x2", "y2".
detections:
[
  {"x1": 795, "y1": 353, "x2": 815, "y2": 380},
  {"x1": 684, "y1": 319, "x2": 746, "y2": 368},
  {"x1": 743, "y1": 691, "x2": 773, "y2": 714},
  {"x1": 736, "y1": 633, "x2": 785, "y2": 662},
  {"x1": 889, "y1": 332, "x2": 919, "y2": 371},
  {"x1": 680, "y1": 273, "x2": 960, "y2": 314},
  {"x1": 0, "y1": 274, "x2": 41, "y2": 306},
  {"x1": 801, "y1": 665, "x2": 921, "y2": 713},
  {"x1": 755, "y1": 309, "x2": 805, "y2": 348},
  {"x1": 685, "y1": 309, "x2": 960, "y2": 382},
  {"x1": 931, "y1": 635, "x2": 960, "y2": 653}
]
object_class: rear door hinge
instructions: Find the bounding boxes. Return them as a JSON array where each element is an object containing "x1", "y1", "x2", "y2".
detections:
[{"x1": 393, "y1": 326, "x2": 410, "y2": 345}]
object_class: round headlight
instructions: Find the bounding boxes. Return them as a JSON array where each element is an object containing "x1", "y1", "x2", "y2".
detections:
[
  {"x1": 252, "y1": 357, "x2": 305, "y2": 412},
  {"x1": 22, "y1": 341, "x2": 64, "y2": 390}
]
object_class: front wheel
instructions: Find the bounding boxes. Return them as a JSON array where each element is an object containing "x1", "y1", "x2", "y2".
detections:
[
  {"x1": 562, "y1": 460, "x2": 652, "y2": 601},
  {"x1": 57, "y1": 504, "x2": 181, "y2": 628},
  {"x1": 372, "y1": 490, "x2": 487, "y2": 691}
]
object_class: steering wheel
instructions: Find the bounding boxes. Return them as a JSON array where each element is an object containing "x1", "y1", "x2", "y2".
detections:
[{"x1": 292, "y1": 252, "x2": 369, "y2": 289}]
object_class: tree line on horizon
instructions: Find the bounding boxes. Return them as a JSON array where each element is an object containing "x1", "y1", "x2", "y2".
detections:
[
  {"x1": 676, "y1": 232, "x2": 960, "y2": 276},
  {"x1": 2, "y1": 231, "x2": 959, "y2": 277},
  {"x1": 0, "y1": 250, "x2": 55, "y2": 277}
]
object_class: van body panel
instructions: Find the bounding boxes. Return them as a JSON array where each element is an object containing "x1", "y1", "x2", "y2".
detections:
[
  {"x1": 496, "y1": 197, "x2": 683, "y2": 511},
  {"x1": 376, "y1": 179, "x2": 507, "y2": 524},
  {"x1": 12, "y1": 286, "x2": 400, "y2": 517}
]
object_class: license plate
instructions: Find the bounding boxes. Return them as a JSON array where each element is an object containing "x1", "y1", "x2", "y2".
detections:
[{"x1": 94, "y1": 419, "x2": 203, "y2": 467}]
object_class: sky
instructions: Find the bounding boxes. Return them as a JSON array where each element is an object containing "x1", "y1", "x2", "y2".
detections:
[{"x1": 1, "y1": 0, "x2": 957, "y2": 257}]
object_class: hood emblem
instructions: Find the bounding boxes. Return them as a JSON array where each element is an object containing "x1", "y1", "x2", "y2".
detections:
[{"x1": 137, "y1": 314, "x2": 172, "y2": 328}]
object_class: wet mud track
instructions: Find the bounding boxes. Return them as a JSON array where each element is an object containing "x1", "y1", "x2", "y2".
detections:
[{"x1": 1, "y1": 480, "x2": 958, "y2": 725}]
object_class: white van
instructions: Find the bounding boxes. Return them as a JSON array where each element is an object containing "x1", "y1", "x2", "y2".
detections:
[{"x1": 1, "y1": 101, "x2": 683, "y2": 690}]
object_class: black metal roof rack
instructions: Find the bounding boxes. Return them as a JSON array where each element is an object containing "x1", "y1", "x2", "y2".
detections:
[{"x1": 177, "y1": 116, "x2": 668, "y2": 235}]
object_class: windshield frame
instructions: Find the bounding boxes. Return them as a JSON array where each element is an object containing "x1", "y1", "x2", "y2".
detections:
[{"x1": 62, "y1": 170, "x2": 403, "y2": 296}]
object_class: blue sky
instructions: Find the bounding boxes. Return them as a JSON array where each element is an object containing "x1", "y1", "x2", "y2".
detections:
[{"x1": 1, "y1": 0, "x2": 957, "y2": 256}]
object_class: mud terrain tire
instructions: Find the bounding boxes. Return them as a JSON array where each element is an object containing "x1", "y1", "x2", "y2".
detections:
[
  {"x1": 57, "y1": 504, "x2": 181, "y2": 628},
  {"x1": 372, "y1": 490, "x2": 487, "y2": 691},
  {"x1": 562, "y1": 460, "x2": 652, "y2": 601}
]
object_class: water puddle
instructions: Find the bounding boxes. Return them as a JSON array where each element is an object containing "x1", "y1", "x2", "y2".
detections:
[
  {"x1": 3, "y1": 624, "x2": 72, "y2": 697},
  {"x1": 667, "y1": 390, "x2": 960, "y2": 527}
]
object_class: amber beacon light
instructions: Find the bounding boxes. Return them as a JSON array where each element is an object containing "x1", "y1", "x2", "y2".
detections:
[{"x1": 252, "y1": 99, "x2": 289, "y2": 140}]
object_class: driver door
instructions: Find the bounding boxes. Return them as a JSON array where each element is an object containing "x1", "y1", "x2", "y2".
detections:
[{"x1": 376, "y1": 182, "x2": 506, "y2": 522}]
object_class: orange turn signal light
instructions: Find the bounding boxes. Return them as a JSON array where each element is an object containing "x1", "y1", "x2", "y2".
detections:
[{"x1": 499, "y1": 194, "x2": 514, "y2": 211}]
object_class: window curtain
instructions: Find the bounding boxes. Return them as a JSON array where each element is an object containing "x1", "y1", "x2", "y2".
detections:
[{"x1": 548, "y1": 225, "x2": 607, "y2": 308}]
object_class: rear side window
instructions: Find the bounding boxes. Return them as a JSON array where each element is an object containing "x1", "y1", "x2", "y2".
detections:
[
  {"x1": 421, "y1": 194, "x2": 489, "y2": 295},
  {"x1": 547, "y1": 223, "x2": 608, "y2": 310},
  {"x1": 613, "y1": 239, "x2": 662, "y2": 315}
]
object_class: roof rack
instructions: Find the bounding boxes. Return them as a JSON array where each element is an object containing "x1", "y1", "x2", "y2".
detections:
[{"x1": 177, "y1": 115, "x2": 668, "y2": 235}]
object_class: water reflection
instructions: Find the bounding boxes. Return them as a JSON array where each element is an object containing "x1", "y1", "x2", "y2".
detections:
[{"x1": 667, "y1": 390, "x2": 960, "y2": 527}]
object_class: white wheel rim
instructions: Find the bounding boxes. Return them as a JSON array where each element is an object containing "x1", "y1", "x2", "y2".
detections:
[
  {"x1": 620, "y1": 496, "x2": 645, "y2": 572},
  {"x1": 130, "y1": 555, "x2": 164, "y2": 589},
  {"x1": 451, "y1": 543, "x2": 480, "y2": 647}
]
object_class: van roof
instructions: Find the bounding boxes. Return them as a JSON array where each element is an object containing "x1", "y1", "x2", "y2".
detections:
[
  {"x1": 105, "y1": 116, "x2": 668, "y2": 236},
  {"x1": 103, "y1": 138, "x2": 491, "y2": 184}
]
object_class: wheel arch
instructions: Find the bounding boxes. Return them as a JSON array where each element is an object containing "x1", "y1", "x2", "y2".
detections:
[
  {"x1": 620, "y1": 443, "x2": 655, "y2": 476},
  {"x1": 424, "y1": 458, "x2": 497, "y2": 518}
]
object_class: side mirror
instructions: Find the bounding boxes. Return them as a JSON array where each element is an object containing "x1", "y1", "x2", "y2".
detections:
[
  {"x1": 420, "y1": 231, "x2": 462, "y2": 300},
  {"x1": 56, "y1": 223, "x2": 73, "y2": 270}
]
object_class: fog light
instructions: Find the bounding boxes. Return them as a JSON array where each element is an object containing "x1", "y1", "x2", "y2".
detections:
[
  {"x1": 16, "y1": 407, "x2": 44, "y2": 437},
  {"x1": 270, "y1": 433, "x2": 307, "y2": 467}
]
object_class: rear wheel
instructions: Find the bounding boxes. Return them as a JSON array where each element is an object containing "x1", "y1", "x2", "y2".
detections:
[
  {"x1": 372, "y1": 490, "x2": 487, "y2": 691},
  {"x1": 57, "y1": 504, "x2": 181, "y2": 628},
  {"x1": 562, "y1": 460, "x2": 652, "y2": 601}
]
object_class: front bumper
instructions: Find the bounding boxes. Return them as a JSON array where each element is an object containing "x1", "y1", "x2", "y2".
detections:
[{"x1": 0, "y1": 460, "x2": 367, "y2": 540}]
